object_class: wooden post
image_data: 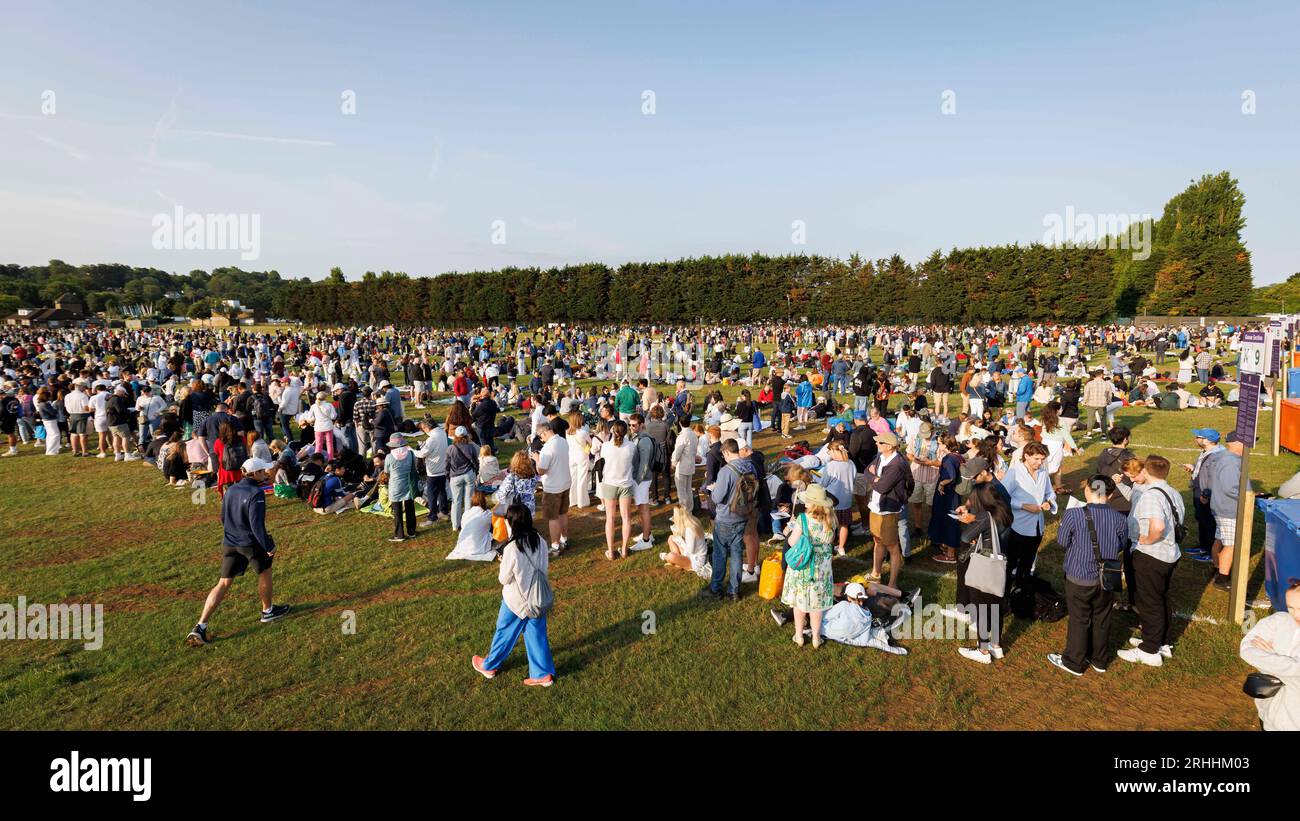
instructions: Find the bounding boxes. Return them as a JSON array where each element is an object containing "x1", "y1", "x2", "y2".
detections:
[
  {"x1": 1229, "y1": 484, "x2": 1255, "y2": 625},
  {"x1": 1274, "y1": 364, "x2": 1286, "y2": 457}
]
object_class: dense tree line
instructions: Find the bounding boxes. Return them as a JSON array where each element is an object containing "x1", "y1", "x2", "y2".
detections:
[{"x1": 0, "y1": 172, "x2": 1256, "y2": 325}]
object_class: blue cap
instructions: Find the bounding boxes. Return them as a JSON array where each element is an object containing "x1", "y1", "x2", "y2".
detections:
[
  {"x1": 852, "y1": 410, "x2": 868, "y2": 420},
  {"x1": 1191, "y1": 428, "x2": 1220, "y2": 443}
]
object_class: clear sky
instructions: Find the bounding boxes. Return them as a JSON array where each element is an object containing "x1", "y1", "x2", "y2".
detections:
[{"x1": 1, "y1": 1, "x2": 1296, "y2": 283}]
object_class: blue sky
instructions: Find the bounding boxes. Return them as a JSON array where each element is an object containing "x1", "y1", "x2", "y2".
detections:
[{"x1": 1, "y1": 1, "x2": 1296, "y2": 283}]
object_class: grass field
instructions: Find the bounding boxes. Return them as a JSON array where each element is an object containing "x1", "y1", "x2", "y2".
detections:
[{"x1": 1, "y1": 345, "x2": 1293, "y2": 730}]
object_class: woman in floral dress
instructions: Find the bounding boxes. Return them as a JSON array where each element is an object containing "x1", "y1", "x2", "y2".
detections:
[{"x1": 781, "y1": 484, "x2": 837, "y2": 648}]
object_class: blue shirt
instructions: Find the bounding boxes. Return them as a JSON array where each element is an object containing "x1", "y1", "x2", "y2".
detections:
[{"x1": 1057, "y1": 503, "x2": 1127, "y2": 584}]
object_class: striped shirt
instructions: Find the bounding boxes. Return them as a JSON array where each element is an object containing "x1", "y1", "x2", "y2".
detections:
[
  {"x1": 1057, "y1": 503, "x2": 1127, "y2": 585},
  {"x1": 1129, "y1": 479, "x2": 1185, "y2": 564}
]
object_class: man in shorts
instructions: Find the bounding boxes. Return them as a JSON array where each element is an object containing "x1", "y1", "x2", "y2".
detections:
[
  {"x1": 63, "y1": 379, "x2": 92, "y2": 457},
  {"x1": 0, "y1": 383, "x2": 20, "y2": 457},
  {"x1": 534, "y1": 420, "x2": 571, "y2": 557},
  {"x1": 628, "y1": 413, "x2": 656, "y2": 551},
  {"x1": 187, "y1": 457, "x2": 291, "y2": 646},
  {"x1": 866, "y1": 431, "x2": 909, "y2": 589}
]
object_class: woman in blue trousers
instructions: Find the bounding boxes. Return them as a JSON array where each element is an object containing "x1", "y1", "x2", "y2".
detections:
[{"x1": 472, "y1": 504, "x2": 557, "y2": 686}]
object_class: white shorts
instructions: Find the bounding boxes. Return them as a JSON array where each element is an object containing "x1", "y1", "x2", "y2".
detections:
[
  {"x1": 94, "y1": 419, "x2": 111, "y2": 433},
  {"x1": 634, "y1": 480, "x2": 651, "y2": 506}
]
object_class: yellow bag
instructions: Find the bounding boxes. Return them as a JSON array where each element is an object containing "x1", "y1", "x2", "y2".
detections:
[
  {"x1": 492, "y1": 515, "x2": 509, "y2": 543},
  {"x1": 758, "y1": 550, "x2": 785, "y2": 600}
]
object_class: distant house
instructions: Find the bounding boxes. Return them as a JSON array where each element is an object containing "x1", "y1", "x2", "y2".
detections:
[
  {"x1": 4, "y1": 293, "x2": 89, "y2": 328},
  {"x1": 190, "y1": 306, "x2": 265, "y2": 328}
]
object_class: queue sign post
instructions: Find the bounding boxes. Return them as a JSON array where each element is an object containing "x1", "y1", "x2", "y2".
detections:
[{"x1": 1230, "y1": 331, "x2": 1266, "y2": 623}]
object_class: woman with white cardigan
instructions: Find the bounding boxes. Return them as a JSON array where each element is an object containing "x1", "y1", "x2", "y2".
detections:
[
  {"x1": 565, "y1": 412, "x2": 592, "y2": 510},
  {"x1": 472, "y1": 503, "x2": 556, "y2": 687},
  {"x1": 309, "y1": 391, "x2": 337, "y2": 460},
  {"x1": 1000, "y1": 441, "x2": 1057, "y2": 587}
]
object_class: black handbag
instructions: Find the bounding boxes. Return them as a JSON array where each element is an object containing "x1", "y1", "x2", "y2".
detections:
[
  {"x1": 1243, "y1": 672, "x2": 1284, "y2": 699},
  {"x1": 1084, "y1": 506, "x2": 1124, "y2": 593},
  {"x1": 1151, "y1": 487, "x2": 1188, "y2": 545}
]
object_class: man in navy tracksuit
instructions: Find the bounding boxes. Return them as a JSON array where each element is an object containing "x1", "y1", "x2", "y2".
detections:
[{"x1": 187, "y1": 457, "x2": 290, "y2": 646}]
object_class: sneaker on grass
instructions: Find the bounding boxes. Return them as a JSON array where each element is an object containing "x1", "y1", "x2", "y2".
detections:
[
  {"x1": 259, "y1": 603, "x2": 291, "y2": 623},
  {"x1": 185, "y1": 624, "x2": 211, "y2": 646}
]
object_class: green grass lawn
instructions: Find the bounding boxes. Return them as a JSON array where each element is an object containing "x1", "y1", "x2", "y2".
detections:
[{"x1": 0, "y1": 341, "x2": 1292, "y2": 730}]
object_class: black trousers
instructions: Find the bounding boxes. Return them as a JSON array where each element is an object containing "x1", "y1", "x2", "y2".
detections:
[
  {"x1": 1004, "y1": 530, "x2": 1042, "y2": 587},
  {"x1": 1122, "y1": 544, "x2": 1137, "y2": 606},
  {"x1": 956, "y1": 554, "x2": 1003, "y2": 647},
  {"x1": 1132, "y1": 551, "x2": 1178, "y2": 653},
  {"x1": 1063, "y1": 579, "x2": 1114, "y2": 672},
  {"x1": 424, "y1": 475, "x2": 449, "y2": 521},
  {"x1": 1193, "y1": 496, "x2": 1215, "y2": 552},
  {"x1": 392, "y1": 499, "x2": 417, "y2": 539}
]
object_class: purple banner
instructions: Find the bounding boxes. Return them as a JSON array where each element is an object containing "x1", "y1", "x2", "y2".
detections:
[
  {"x1": 1271, "y1": 339, "x2": 1282, "y2": 376},
  {"x1": 1236, "y1": 372, "x2": 1261, "y2": 448}
]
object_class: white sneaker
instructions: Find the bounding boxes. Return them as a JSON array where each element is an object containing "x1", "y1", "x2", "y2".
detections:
[
  {"x1": 1117, "y1": 647, "x2": 1163, "y2": 667},
  {"x1": 767, "y1": 533, "x2": 786, "y2": 544},
  {"x1": 596, "y1": 503, "x2": 606, "y2": 512},
  {"x1": 95, "y1": 452, "x2": 107, "y2": 458},
  {"x1": 958, "y1": 646, "x2": 992, "y2": 664},
  {"x1": 124, "y1": 454, "x2": 141, "y2": 462},
  {"x1": 989, "y1": 646, "x2": 1005, "y2": 660},
  {"x1": 2, "y1": 448, "x2": 15, "y2": 457},
  {"x1": 629, "y1": 538, "x2": 654, "y2": 552},
  {"x1": 940, "y1": 607, "x2": 972, "y2": 624},
  {"x1": 741, "y1": 568, "x2": 760, "y2": 584},
  {"x1": 1128, "y1": 637, "x2": 1172, "y2": 659},
  {"x1": 114, "y1": 453, "x2": 123, "y2": 461},
  {"x1": 658, "y1": 552, "x2": 670, "y2": 562}
]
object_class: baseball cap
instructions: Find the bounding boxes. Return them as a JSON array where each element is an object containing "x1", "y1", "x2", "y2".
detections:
[
  {"x1": 1191, "y1": 428, "x2": 1221, "y2": 443},
  {"x1": 241, "y1": 457, "x2": 275, "y2": 474},
  {"x1": 332, "y1": 383, "x2": 345, "y2": 392},
  {"x1": 454, "y1": 425, "x2": 469, "y2": 438},
  {"x1": 961, "y1": 456, "x2": 990, "y2": 480},
  {"x1": 843, "y1": 582, "x2": 868, "y2": 600},
  {"x1": 852, "y1": 410, "x2": 868, "y2": 421},
  {"x1": 874, "y1": 431, "x2": 899, "y2": 447}
]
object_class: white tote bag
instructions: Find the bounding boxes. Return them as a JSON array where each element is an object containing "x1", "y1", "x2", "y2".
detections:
[{"x1": 965, "y1": 514, "x2": 1007, "y2": 598}]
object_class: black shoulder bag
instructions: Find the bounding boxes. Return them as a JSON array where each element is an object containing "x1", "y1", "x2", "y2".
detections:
[
  {"x1": 1084, "y1": 506, "x2": 1124, "y2": 593},
  {"x1": 1151, "y1": 487, "x2": 1188, "y2": 545}
]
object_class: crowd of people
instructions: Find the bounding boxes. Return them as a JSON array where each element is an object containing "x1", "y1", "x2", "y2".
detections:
[{"x1": 1, "y1": 317, "x2": 1295, "y2": 709}]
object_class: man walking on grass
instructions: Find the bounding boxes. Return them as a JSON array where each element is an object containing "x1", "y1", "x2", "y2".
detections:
[{"x1": 187, "y1": 457, "x2": 290, "y2": 646}]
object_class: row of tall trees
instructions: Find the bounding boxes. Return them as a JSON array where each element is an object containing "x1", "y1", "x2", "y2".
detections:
[{"x1": 1, "y1": 172, "x2": 1254, "y2": 326}]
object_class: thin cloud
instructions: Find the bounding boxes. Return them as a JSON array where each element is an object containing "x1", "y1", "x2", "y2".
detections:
[{"x1": 30, "y1": 132, "x2": 89, "y2": 161}]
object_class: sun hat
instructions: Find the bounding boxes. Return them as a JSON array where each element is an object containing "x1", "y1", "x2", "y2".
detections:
[
  {"x1": 332, "y1": 383, "x2": 345, "y2": 392},
  {"x1": 375, "y1": 395, "x2": 390, "y2": 405},
  {"x1": 800, "y1": 483, "x2": 836, "y2": 509},
  {"x1": 874, "y1": 431, "x2": 899, "y2": 447},
  {"x1": 386, "y1": 434, "x2": 406, "y2": 448}
]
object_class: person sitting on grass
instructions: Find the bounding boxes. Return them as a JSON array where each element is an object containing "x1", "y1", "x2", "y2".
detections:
[
  {"x1": 660, "y1": 504, "x2": 711, "y2": 579},
  {"x1": 1239, "y1": 578, "x2": 1300, "y2": 731},
  {"x1": 447, "y1": 489, "x2": 495, "y2": 561},
  {"x1": 186, "y1": 457, "x2": 290, "y2": 646},
  {"x1": 312, "y1": 459, "x2": 356, "y2": 515},
  {"x1": 472, "y1": 502, "x2": 557, "y2": 687},
  {"x1": 477, "y1": 443, "x2": 503, "y2": 490}
]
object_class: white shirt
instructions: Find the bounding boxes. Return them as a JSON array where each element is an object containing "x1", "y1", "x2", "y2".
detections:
[
  {"x1": 600, "y1": 439, "x2": 636, "y2": 487},
  {"x1": 1129, "y1": 479, "x2": 1183, "y2": 563},
  {"x1": 538, "y1": 435, "x2": 571, "y2": 493},
  {"x1": 1239, "y1": 612, "x2": 1300, "y2": 731},
  {"x1": 88, "y1": 392, "x2": 109, "y2": 423},
  {"x1": 64, "y1": 389, "x2": 90, "y2": 415}
]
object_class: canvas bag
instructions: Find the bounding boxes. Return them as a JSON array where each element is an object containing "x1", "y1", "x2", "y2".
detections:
[
  {"x1": 511, "y1": 540, "x2": 554, "y2": 619},
  {"x1": 965, "y1": 514, "x2": 1007, "y2": 597}
]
